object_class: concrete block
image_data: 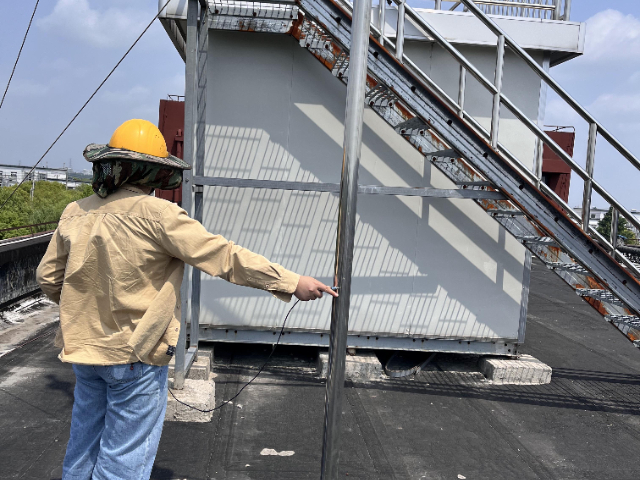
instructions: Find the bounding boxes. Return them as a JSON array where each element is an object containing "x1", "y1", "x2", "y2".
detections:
[
  {"x1": 317, "y1": 350, "x2": 382, "y2": 381},
  {"x1": 168, "y1": 353, "x2": 211, "y2": 381},
  {"x1": 165, "y1": 376, "x2": 215, "y2": 423},
  {"x1": 479, "y1": 354, "x2": 552, "y2": 385}
]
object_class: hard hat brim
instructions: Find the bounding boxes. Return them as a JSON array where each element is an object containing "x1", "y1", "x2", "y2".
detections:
[{"x1": 83, "y1": 144, "x2": 192, "y2": 170}]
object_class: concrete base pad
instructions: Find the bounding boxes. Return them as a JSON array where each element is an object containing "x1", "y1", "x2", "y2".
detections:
[
  {"x1": 479, "y1": 354, "x2": 552, "y2": 385},
  {"x1": 166, "y1": 347, "x2": 216, "y2": 422},
  {"x1": 317, "y1": 350, "x2": 382, "y2": 381},
  {"x1": 166, "y1": 375, "x2": 216, "y2": 422}
]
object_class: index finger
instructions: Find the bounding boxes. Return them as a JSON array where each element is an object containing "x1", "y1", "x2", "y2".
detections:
[{"x1": 321, "y1": 284, "x2": 339, "y2": 297}]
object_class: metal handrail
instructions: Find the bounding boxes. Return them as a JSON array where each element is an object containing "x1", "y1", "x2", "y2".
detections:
[
  {"x1": 443, "y1": 0, "x2": 570, "y2": 21},
  {"x1": 0, "y1": 221, "x2": 58, "y2": 240},
  {"x1": 368, "y1": 0, "x2": 640, "y2": 262}
]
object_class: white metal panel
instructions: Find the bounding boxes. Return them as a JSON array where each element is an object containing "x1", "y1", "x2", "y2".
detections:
[
  {"x1": 374, "y1": 7, "x2": 585, "y2": 54},
  {"x1": 199, "y1": 31, "x2": 526, "y2": 342}
]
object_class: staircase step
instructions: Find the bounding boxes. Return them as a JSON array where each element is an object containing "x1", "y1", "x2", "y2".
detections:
[
  {"x1": 488, "y1": 209, "x2": 525, "y2": 216},
  {"x1": 427, "y1": 148, "x2": 459, "y2": 158},
  {"x1": 395, "y1": 117, "x2": 430, "y2": 135},
  {"x1": 454, "y1": 180, "x2": 493, "y2": 187},
  {"x1": 515, "y1": 236, "x2": 556, "y2": 246},
  {"x1": 605, "y1": 315, "x2": 640, "y2": 328},
  {"x1": 545, "y1": 262, "x2": 589, "y2": 275},
  {"x1": 576, "y1": 289, "x2": 625, "y2": 307}
]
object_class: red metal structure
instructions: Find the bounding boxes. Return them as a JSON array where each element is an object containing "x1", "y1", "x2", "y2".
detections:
[
  {"x1": 155, "y1": 97, "x2": 185, "y2": 205},
  {"x1": 542, "y1": 127, "x2": 575, "y2": 203}
]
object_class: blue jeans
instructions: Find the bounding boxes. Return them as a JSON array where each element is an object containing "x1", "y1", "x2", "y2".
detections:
[{"x1": 63, "y1": 363, "x2": 169, "y2": 480}]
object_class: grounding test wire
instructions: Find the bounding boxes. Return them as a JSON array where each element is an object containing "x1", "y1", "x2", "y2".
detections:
[
  {"x1": 168, "y1": 299, "x2": 301, "y2": 413},
  {"x1": 0, "y1": 0, "x2": 174, "y2": 214},
  {"x1": 168, "y1": 286, "x2": 339, "y2": 413}
]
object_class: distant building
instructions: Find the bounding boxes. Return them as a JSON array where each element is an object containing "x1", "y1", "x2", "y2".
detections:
[
  {"x1": 574, "y1": 207, "x2": 608, "y2": 230},
  {"x1": 0, "y1": 164, "x2": 83, "y2": 189}
]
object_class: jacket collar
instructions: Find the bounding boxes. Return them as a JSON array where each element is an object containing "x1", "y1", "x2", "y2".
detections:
[{"x1": 119, "y1": 184, "x2": 147, "y2": 195}]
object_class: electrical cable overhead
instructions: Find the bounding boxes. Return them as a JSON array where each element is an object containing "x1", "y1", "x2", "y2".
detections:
[
  {"x1": 0, "y1": 0, "x2": 40, "y2": 112},
  {"x1": 0, "y1": 0, "x2": 173, "y2": 214},
  {"x1": 168, "y1": 299, "x2": 301, "y2": 413}
]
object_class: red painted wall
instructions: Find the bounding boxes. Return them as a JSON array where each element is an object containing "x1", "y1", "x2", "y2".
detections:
[
  {"x1": 155, "y1": 99, "x2": 185, "y2": 205},
  {"x1": 542, "y1": 130, "x2": 575, "y2": 203}
]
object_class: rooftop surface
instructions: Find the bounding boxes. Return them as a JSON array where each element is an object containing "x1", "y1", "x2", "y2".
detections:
[{"x1": 2, "y1": 258, "x2": 640, "y2": 479}]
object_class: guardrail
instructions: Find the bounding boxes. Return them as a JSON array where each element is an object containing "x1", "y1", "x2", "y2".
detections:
[
  {"x1": 0, "y1": 222, "x2": 58, "y2": 241},
  {"x1": 436, "y1": 0, "x2": 570, "y2": 21}
]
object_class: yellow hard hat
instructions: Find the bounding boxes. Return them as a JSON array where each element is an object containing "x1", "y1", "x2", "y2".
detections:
[
  {"x1": 83, "y1": 119, "x2": 191, "y2": 170},
  {"x1": 108, "y1": 119, "x2": 169, "y2": 158}
]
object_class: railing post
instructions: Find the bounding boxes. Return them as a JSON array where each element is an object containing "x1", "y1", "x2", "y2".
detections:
[
  {"x1": 395, "y1": 0, "x2": 405, "y2": 62},
  {"x1": 435, "y1": 0, "x2": 442, "y2": 10},
  {"x1": 553, "y1": 0, "x2": 561, "y2": 20},
  {"x1": 610, "y1": 208, "x2": 619, "y2": 254},
  {"x1": 581, "y1": 122, "x2": 597, "y2": 232},
  {"x1": 490, "y1": 34, "x2": 505, "y2": 148},
  {"x1": 458, "y1": 65, "x2": 466, "y2": 118},
  {"x1": 320, "y1": 0, "x2": 371, "y2": 476},
  {"x1": 379, "y1": 0, "x2": 386, "y2": 46},
  {"x1": 563, "y1": 0, "x2": 572, "y2": 21},
  {"x1": 174, "y1": 0, "x2": 198, "y2": 390}
]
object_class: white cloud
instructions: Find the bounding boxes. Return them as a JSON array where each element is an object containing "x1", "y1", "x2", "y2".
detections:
[
  {"x1": 582, "y1": 9, "x2": 640, "y2": 63},
  {"x1": 37, "y1": 0, "x2": 151, "y2": 49},
  {"x1": 589, "y1": 92, "x2": 640, "y2": 117}
]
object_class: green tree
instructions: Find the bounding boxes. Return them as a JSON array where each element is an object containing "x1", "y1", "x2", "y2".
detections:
[
  {"x1": 0, "y1": 181, "x2": 93, "y2": 240},
  {"x1": 596, "y1": 206, "x2": 636, "y2": 243}
]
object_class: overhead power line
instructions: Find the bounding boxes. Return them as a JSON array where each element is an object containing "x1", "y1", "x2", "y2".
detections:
[
  {"x1": 0, "y1": 0, "x2": 173, "y2": 213},
  {"x1": 0, "y1": 0, "x2": 40, "y2": 111}
]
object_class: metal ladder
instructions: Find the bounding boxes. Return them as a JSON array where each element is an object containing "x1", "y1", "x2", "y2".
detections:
[{"x1": 205, "y1": 0, "x2": 640, "y2": 347}]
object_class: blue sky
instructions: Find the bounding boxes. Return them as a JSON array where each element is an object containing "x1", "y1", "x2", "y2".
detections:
[{"x1": 1, "y1": 0, "x2": 639, "y2": 209}]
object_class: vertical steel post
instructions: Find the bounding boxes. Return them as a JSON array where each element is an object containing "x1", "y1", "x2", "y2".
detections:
[
  {"x1": 395, "y1": 0, "x2": 405, "y2": 62},
  {"x1": 563, "y1": 0, "x2": 572, "y2": 21},
  {"x1": 533, "y1": 53, "x2": 550, "y2": 187},
  {"x1": 174, "y1": 0, "x2": 198, "y2": 390},
  {"x1": 320, "y1": 0, "x2": 371, "y2": 477},
  {"x1": 553, "y1": 0, "x2": 561, "y2": 20},
  {"x1": 435, "y1": 0, "x2": 442, "y2": 10},
  {"x1": 610, "y1": 208, "x2": 619, "y2": 253},
  {"x1": 581, "y1": 122, "x2": 597, "y2": 233},
  {"x1": 457, "y1": 65, "x2": 466, "y2": 119},
  {"x1": 490, "y1": 34, "x2": 505, "y2": 148},
  {"x1": 379, "y1": 0, "x2": 386, "y2": 47},
  {"x1": 190, "y1": 1, "x2": 208, "y2": 355}
]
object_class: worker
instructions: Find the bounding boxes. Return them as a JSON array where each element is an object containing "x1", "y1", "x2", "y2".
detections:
[{"x1": 36, "y1": 119, "x2": 337, "y2": 480}]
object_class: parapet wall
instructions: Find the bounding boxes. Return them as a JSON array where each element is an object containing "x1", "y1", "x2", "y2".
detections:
[{"x1": 0, "y1": 234, "x2": 51, "y2": 307}]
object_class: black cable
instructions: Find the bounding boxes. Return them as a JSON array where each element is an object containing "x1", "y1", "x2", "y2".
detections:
[
  {"x1": 0, "y1": 0, "x2": 173, "y2": 214},
  {"x1": 168, "y1": 299, "x2": 301, "y2": 413},
  {"x1": 0, "y1": 0, "x2": 40, "y2": 112}
]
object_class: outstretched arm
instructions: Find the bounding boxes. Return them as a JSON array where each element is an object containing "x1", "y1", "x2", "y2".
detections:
[{"x1": 157, "y1": 202, "x2": 337, "y2": 302}]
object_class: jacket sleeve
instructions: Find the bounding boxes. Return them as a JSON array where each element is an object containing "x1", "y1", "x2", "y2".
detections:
[
  {"x1": 36, "y1": 228, "x2": 68, "y2": 304},
  {"x1": 157, "y1": 202, "x2": 300, "y2": 302}
]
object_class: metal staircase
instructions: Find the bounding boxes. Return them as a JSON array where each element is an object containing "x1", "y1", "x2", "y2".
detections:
[{"x1": 202, "y1": 0, "x2": 640, "y2": 347}]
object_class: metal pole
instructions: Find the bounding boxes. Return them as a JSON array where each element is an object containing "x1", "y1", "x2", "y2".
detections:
[
  {"x1": 379, "y1": 0, "x2": 385, "y2": 47},
  {"x1": 395, "y1": 0, "x2": 405, "y2": 62},
  {"x1": 563, "y1": 0, "x2": 571, "y2": 21},
  {"x1": 490, "y1": 34, "x2": 505, "y2": 148},
  {"x1": 581, "y1": 122, "x2": 597, "y2": 232},
  {"x1": 190, "y1": 0, "x2": 208, "y2": 357},
  {"x1": 435, "y1": 0, "x2": 442, "y2": 10},
  {"x1": 610, "y1": 208, "x2": 619, "y2": 254},
  {"x1": 320, "y1": 0, "x2": 371, "y2": 477},
  {"x1": 175, "y1": 0, "x2": 198, "y2": 390},
  {"x1": 457, "y1": 65, "x2": 466, "y2": 118},
  {"x1": 553, "y1": 0, "x2": 561, "y2": 20}
]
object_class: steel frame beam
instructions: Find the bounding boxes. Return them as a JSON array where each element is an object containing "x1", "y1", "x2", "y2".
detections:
[{"x1": 191, "y1": 175, "x2": 505, "y2": 199}]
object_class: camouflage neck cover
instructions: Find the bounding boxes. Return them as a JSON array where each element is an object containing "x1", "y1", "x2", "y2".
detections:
[{"x1": 92, "y1": 159, "x2": 183, "y2": 198}]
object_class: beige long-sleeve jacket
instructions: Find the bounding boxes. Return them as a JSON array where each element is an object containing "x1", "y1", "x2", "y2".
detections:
[{"x1": 36, "y1": 185, "x2": 300, "y2": 366}]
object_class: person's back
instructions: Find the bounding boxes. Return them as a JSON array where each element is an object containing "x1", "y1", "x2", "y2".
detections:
[{"x1": 37, "y1": 119, "x2": 335, "y2": 480}]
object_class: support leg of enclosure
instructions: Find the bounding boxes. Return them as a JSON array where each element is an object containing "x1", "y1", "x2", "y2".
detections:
[
  {"x1": 320, "y1": 0, "x2": 371, "y2": 478},
  {"x1": 175, "y1": 0, "x2": 199, "y2": 390}
]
